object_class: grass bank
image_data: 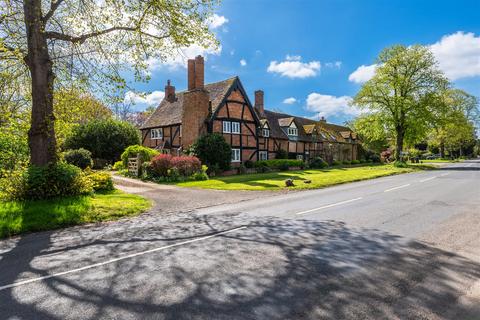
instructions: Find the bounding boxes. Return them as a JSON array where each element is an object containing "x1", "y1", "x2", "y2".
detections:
[
  {"x1": 177, "y1": 164, "x2": 432, "y2": 191},
  {"x1": 0, "y1": 190, "x2": 151, "y2": 239}
]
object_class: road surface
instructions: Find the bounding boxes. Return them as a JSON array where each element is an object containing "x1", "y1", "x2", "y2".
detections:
[{"x1": 0, "y1": 160, "x2": 479, "y2": 319}]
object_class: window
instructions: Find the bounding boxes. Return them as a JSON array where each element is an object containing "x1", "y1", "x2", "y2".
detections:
[
  {"x1": 231, "y1": 149, "x2": 241, "y2": 162},
  {"x1": 231, "y1": 122, "x2": 240, "y2": 134},
  {"x1": 222, "y1": 121, "x2": 231, "y2": 133},
  {"x1": 296, "y1": 154, "x2": 304, "y2": 160},
  {"x1": 151, "y1": 128, "x2": 163, "y2": 139},
  {"x1": 259, "y1": 151, "x2": 268, "y2": 160},
  {"x1": 288, "y1": 127, "x2": 298, "y2": 136},
  {"x1": 262, "y1": 128, "x2": 270, "y2": 137}
]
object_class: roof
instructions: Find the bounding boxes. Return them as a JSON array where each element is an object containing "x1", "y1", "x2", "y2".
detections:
[{"x1": 141, "y1": 77, "x2": 237, "y2": 129}]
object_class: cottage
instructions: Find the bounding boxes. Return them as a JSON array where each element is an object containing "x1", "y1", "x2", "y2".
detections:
[{"x1": 140, "y1": 55, "x2": 358, "y2": 165}]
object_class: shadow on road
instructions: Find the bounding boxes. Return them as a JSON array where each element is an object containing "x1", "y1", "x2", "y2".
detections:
[{"x1": 0, "y1": 213, "x2": 479, "y2": 319}]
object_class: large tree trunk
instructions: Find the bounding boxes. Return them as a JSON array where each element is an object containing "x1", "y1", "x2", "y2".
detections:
[
  {"x1": 395, "y1": 128, "x2": 404, "y2": 161},
  {"x1": 439, "y1": 141, "x2": 445, "y2": 158},
  {"x1": 23, "y1": 0, "x2": 57, "y2": 166}
]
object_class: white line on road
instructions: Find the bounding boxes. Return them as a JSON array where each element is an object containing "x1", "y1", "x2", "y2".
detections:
[
  {"x1": 295, "y1": 197, "x2": 363, "y2": 215},
  {"x1": 384, "y1": 184, "x2": 410, "y2": 193},
  {"x1": 440, "y1": 172, "x2": 450, "y2": 176},
  {"x1": 0, "y1": 226, "x2": 247, "y2": 291},
  {"x1": 419, "y1": 176, "x2": 437, "y2": 183}
]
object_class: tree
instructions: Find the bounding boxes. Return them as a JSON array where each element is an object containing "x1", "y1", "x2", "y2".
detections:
[
  {"x1": 349, "y1": 113, "x2": 390, "y2": 154},
  {"x1": 64, "y1": 119, "x2": 140, "y2": 163},
  {"x1": 192, "y1": 133, "x2": 231, "y2": 171},
  {"x1": 1, "y1": 0, "x2": 218, "y2": 166},
  {"x1": 353, "y1": 45, "x2": 448, "y2": 159}
]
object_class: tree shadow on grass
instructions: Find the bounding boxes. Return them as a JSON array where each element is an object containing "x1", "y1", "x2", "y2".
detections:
[{"x1": 0, "y1": 212, "x2": 479, "y2": 319}]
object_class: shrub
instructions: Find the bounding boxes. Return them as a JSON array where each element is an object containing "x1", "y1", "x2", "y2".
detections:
[
  {"x1": 275, "y1": 149, "x2": 288, "y2": 159},
  {"x1": 331, "y1": 160, "x2": 341, "y2": 166},
  {"x1": 87, "y1": 171, "x2": 114, "y2": 191},
  {"x1": 393, "y1": 160, "x2": 408, "y2": 168},
  {"x1": 309, "y1": 157, "x2": 328, "y2": 169},
  {"x1": 63, "y1": 148, "x2": 93, "y2": 169},
  {"x1": 171, "y1": 156, "x2": 202, "y2": 176},
  {"x1": 343, "y1": 160, "x2": 351, "y2": 165},
  {"x1": 64, "y1": 119, "x2": 140, "y2": 163},
  {"x1": 113, "y1": 161, "x2": 124, "y2": 171},
  {"x1": 191, "y1": 133, "x2": 231, "y2": 171},
  {"x1": 238, "y1": 164, "x2": 247, "y2": 174},
  {"x1": 0, "y1": 168, "x2": 27, "y2": 201},
  {"x1": 150, "y1": 154, "x2": 173, "y2": 177},
  {"x1": 244, "y1": 160, "x2": 255, "y2": 168},
  {"x1": 24, "y1": 163, "x2": 93, "y2": 200},
  {"x1": 121, "y1": 145, "x2": 159, "y2": 168},
  {"x1": 192, "y1": 165, "x2": 209, "y2": 181},
  {"x1": 255, "y1": 159, "x2": 304, "y2": 170},
  {"x1": 351, "y1": 160, "x2": 361, "y2": 165}
]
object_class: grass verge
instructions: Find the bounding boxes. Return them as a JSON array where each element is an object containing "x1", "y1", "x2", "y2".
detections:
[
  {"x1": 0, "y1": 190, "x2": 151, "y2": 239},
  {"x1": 177, "y1": 164, "x2": 434, "y2": 191}
]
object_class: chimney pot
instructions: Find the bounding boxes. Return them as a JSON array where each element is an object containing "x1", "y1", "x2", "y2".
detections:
[
  {"x1": 320, "y1": 116, "x2": 327, "y2": 123},
  {"x1": 194, "y1": 55, "x2": 204, "y2": 89}
]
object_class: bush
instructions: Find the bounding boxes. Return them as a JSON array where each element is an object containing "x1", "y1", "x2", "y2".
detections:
[
  {"x1": 255, "y1": 159, "x2": 304, "y2": 170},
  {"x1": 393, "y1": 161, "x2": 408, "y2": 168},
  {"x1": 0, "y1": 168, "x2": 27, "y2": 201},
  {"x1": 150, "y1": 154, "x2": 173, "y2": 177},
  {"x1": 309, "y1": 157, "x2": 328, "y2": 169},
  {"x1": 343, "y1": 160, "x2": 351, "y2": 165},
  {"x1": 171, "y1": 156, "x2": 202, "y2": 176},
  {"x1": 24, "y1": 163, "x2": 93, "y2": 200},
  {"x1": 87, "y1": 171, "x2": 114, "y2": 191},
  {"x1": 121, "y1": 145, "x2": 159, "y2": 168},
  {"x1": 63, "y1": 148, "x2": 93, "y2": 169},
  {"x1": 192, "y1": 165, "x2": 209, "y2": 181},
  {"x1": 191, "y1": 133, "x2": 231, "y2": 171},
  {"x1": 351, "y1": 160, "x2": 361, "y2": 165},
  {"x1": 331, "y1": 160, "x2": 341, "y2": 166},
  {"x1": 113, "y1": 161, "x2": 124, "y2": 171},
  {"x1": 275, "y1": 149, "x2": 288, "y2": 159},
  {"x1": 244, "y1": 160, "x2": 255, "y2": 169},
  {"x1": 64, "y1": 119, "x2": 140, "y2": 163}
]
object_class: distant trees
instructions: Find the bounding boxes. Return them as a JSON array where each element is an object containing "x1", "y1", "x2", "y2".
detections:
[{"x1": 353, "y1": 45, "x2": 448, "y2": 159}]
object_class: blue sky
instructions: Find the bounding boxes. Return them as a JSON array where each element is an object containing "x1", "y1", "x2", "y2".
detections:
[{"x1": 125, "y1": 0, "x2": 480, "y2": 126}]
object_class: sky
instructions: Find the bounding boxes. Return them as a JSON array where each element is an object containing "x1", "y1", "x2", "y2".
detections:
[{"x1": 124, "y1": 0, "x2": 480, "y2": 126}]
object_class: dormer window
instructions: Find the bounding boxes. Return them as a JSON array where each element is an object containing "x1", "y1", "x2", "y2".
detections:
[
  {"x1": 288, "y1": 127, "x2": 298, "y2": 136},
  {"x1": 262, "y1": 128, "x2": 270, "y2": 137}
]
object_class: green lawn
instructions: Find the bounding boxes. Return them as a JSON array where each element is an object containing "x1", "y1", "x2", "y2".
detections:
[
  {"x1": 0, "y1": 190, "x2": 151, "y2": 239},
  {"x1": 177, "y1": 164, "x2": 430, "y2": 191},
  {"x1": 420, "y1": 159, "x2": 461, "y2": 163}
]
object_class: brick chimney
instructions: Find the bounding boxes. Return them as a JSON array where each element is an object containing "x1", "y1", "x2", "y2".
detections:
[
  {"x1": 254, "y1": 90, "x2": 264, "y2": 114},
  {"x1": 182, "y1": 55, "x2": 209, "y2": 148},
  {"x1": 187, "y1": 55, "x2": 205, "y2": 91},
  {"x1": 165, "y1": 79, "x2": 175, "y2": 103}
]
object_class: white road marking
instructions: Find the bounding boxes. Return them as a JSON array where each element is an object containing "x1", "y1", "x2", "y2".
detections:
[
  {"x1": 440, "y1": 172, "x2": 450, "y2": 176},
  {"x1": 419, "y1": 176, "x2": 437, "y2": 183},
  {"x1": 295, "y1": 197, "x2": 363, "y2": 215},
  {"x1": 384, "y1": 184, "x2": 410, "y2": 193},
  {"x1": 0, "y1": 226, "x2": 247, "y2": 291}
]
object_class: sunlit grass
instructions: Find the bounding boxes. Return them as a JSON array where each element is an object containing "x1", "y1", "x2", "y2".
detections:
[{"x1": 0, "y1": 190, "x2": 151, "y2": 238}]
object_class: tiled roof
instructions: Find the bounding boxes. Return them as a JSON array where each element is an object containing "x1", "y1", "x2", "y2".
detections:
[{"x1": 141, "y1": 77, "x2": 237, "y2": 129}]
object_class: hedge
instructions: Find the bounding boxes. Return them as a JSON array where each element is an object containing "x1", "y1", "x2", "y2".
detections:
[{"x1": 255, "y1": 159, "x2": 304, "y2": 171}]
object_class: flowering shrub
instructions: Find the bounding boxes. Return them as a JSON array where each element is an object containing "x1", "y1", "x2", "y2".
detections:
[
  {"x1": 150, "y1": 154, "x2": 173, "y2": 177},
  {"x1": 171, "y1": 156, "x2": 201, "y2": 176}
]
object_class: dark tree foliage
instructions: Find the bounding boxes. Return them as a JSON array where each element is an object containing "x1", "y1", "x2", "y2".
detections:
[
  {"x1": 193, "y1": 133, "x2": 232, "y2": 171},
  {"x1": 64, "y1": 120, "x2": 140, "y2": 163}
]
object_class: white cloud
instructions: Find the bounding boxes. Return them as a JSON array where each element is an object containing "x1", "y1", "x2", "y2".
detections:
[
  {"x1": 325, "y1": 61, "x2": 342, "y2": 68},
  {"x1": 267, "y1": 55, "x2": 321, "y2": 78},
  {"x1": 207, "y1": 14, "x2": 229, "y2": 29},
  {"x1": 306, "y1": 93, "x2": 361, "y2": 118},
  {"x1": 146, "y1": 43, "x2": 222, "y2": 71},
  {"x1": 283, "y1": 97, "x2": 297, "y2": 104},
  {"x1": 124, "y1": 90, "x2": 164, "y2": 107},
  {"x1": 348, "y1": 64, "x2": 378, "y2": 83},
  {"x1": 240, "y1": 59, "x2": 247, "y2": 66},
  {"x1": 429, "y1": 31, "x2": 480, "y2": 80}
]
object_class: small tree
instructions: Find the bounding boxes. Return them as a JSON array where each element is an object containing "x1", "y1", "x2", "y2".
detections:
[
  {"x1": 192, "y1": 133, "x2": 231, "y2": 171},
  {"x1": 64, "y1": 119, "x2": 140, "y2": 163}
]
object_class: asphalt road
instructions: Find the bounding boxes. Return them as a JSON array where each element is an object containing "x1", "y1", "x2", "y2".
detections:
[{"x1": 0, "y1": 160, "x2": 479, "y2": 319}]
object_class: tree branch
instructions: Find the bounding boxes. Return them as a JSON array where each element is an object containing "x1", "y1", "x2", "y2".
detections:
[
  {"x1": 46, "y1": 27, "x2": 170, "y2": 44},
  {"x1": 43, "y1": 0, "x2": 65, "y2": 23}
]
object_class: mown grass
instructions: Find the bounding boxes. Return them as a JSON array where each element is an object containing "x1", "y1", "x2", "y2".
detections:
[
  {"x1": 0, "y1": 190, "x2": 151, "y2": 239},
  {"x1": 421, "y1": 159, "x2": 461, "y2": 163},
  {"x1": 177, "y1": 164, "x2": 432, "y2": 191}
]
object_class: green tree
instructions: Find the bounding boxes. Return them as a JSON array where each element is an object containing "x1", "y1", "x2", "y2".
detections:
[
  {"x1": 1, "y1": 0, "x2": 219, "y2": 166},
  {"x1": 192, "y1": 133, "x2": 231, "y2": 171},
  {"x1": 353, "y1": 45, "x2": 448, "y2": 159},
  {"x1": 64, "y1": 119, "x2": 140, "y2": 163},
  {"x1": 350, "y1": 113, "x2": 390, "y2": 154}
]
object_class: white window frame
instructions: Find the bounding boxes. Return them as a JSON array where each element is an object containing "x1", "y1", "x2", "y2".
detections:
[
  {"x1": 151, "y1": 128, "x2": 163, "y2": 140},
  {"x1": 223, "y1": 121, "x2": 231, "y2": 133},
  {"x1": 231, "y1": 148, "x2": 241, "y2": 162},
  {"x1": 259, "y1": 151, "x2": 268, "y2": 160},
  {"x1": 231, "y1": 121, "x2": 240, "y2": 134},
  {"x1": 296, "y1": 154, "x2": 304, "y2": 160},
  {"x1": 262, "y1": 128, "x2": 270, "y2": 137},
  {"x1": 288, "y1": 127, "x2": 298, "y2": 136}
]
